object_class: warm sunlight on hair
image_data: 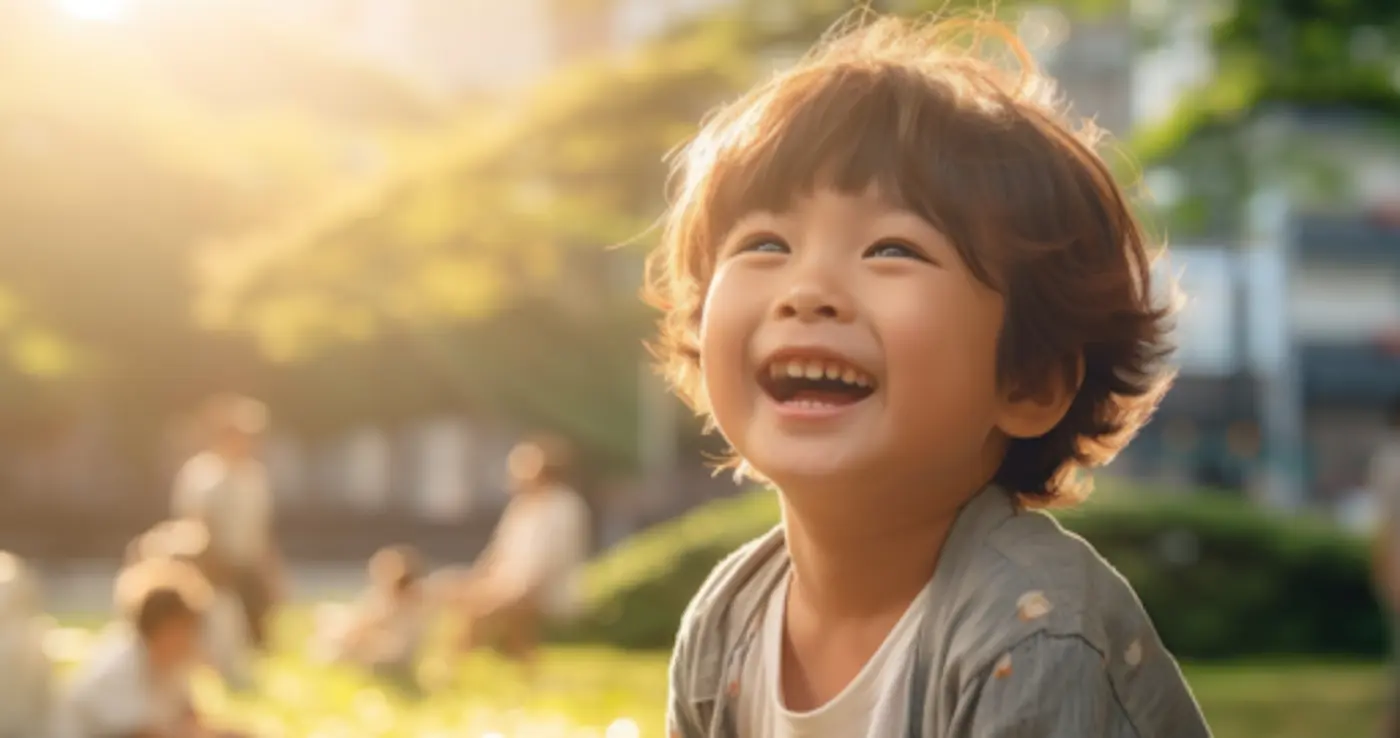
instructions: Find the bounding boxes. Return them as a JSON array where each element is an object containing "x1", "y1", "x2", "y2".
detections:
[{"x1": 55, "y1": 0, "x2": 128, "y2": 22}]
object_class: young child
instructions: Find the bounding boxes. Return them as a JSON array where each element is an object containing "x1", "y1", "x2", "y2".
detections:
[
  {"x1": 314, "y1": 545, "x2": 429, "y2": 690},
  {"x1": 131, "y1": 520, "x2": 254, "y2": 692},
  {"x1": 0, "y1": 551, "x2": 53, "y2": 738},
  {"x1": 647, "y1": 14, "x2": 1211, "y2": 738},
  {"x1": 56, "y1": 557, "x2": 249, "y2": 738},
  {"x1": 444, "y1": 436, "x2": 590, "y2": 676}
]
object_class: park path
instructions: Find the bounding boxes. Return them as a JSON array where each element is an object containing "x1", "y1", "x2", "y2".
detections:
[{"x1": 34, "y1": 559, "x2": 367, "y2": 615}]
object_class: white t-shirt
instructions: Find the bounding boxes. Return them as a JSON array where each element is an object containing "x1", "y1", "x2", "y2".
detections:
[
  {"x1": 172, "y1": 452, "x2": 272, "y2": 568},
  {"x1": 55, "y1": 625, "x2": 193, "y2": 738},
  {"x1": 738, "y1": 572, "x2": 930, "y2": 738},
  {"x1": 490, "y1": 485, "x2": 591, "y2": 619}
]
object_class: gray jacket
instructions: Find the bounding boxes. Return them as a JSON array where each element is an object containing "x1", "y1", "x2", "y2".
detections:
[{"x1": 666, "y1": 485, "x2": 1212, "y2": 737}]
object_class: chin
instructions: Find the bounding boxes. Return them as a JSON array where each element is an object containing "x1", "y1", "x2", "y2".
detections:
[{"x1": 742, "y1": 438, "x2": 875, "y2": 494}]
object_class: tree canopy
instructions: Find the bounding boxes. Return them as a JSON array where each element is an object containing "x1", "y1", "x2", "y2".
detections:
[
  {"x1": 1130, "y1": 0, "x2": 1400, "y2": 235},
  {"x1": 194, "y1": 0, "x2": 1131, "y2": 459},
  {"x1": 0, "y1": 0, "x2": 446, "y2": 431}
]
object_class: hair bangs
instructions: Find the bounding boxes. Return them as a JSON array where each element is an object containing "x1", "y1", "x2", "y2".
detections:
[{"x1": 701, "y1": 66, "x2": 931, "y2": 241}]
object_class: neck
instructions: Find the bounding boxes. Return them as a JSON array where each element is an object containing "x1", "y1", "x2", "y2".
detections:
[{"x1": 780, "y1": 488, "x2": 965, "y2": 620}]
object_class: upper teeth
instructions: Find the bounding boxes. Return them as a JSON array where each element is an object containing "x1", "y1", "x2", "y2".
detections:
[{"x1": 770, "y1": 359, "x2": 871, "y2": 388}]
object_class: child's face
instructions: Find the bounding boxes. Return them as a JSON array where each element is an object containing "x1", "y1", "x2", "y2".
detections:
[
  {"x1": 146, "y1": 615, "x2": 202, "y2": 672},
  {"x1": 700, "y1": 186, "x2": 1010, "y2": 500}
]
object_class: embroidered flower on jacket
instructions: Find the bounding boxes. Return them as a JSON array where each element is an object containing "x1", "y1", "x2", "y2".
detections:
[
  {"x1": 1124, "y1": 639, "x2": 1143, "y2": 667},
  {"x1": 993, "y1": 653, "x2": 1013, "y2": 679},
  {"x1": 1016, "y1": 590, "x2": 1053, "y2": 621}
]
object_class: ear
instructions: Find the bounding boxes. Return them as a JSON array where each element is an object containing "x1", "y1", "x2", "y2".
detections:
[{"x1": 995, "y1": 354, "x2": 1084, "y2": 440}]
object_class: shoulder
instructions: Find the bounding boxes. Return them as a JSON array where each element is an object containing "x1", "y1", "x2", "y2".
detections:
[
  {"x1": 175, "y1": 452, "x2": 225, "y2": 490},
  {"x1": 68, "y1": 629, "x2": 144, "y2": 703},
  {"x1": 671, "y1": 526, "x2": 785, "y2": 687},
  {"x1": 940, "y1": 508, "x2": 1205, "y2": 731},
  {"x1": 952, "y1": 507, "x2": 1142, "y2": 649},
  {"x1": 677, "y1": 527, "x2": 784, "y2": 637},
  {"x1": 547, "y1": 486, "x2": 590, "y2": 517}
]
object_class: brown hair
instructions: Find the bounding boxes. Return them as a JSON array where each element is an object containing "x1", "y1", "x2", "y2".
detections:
[
  {"x1": 114, "y1": 558, "x2": 212, "y2": 638},
  {"x1": 645, "y1": 13, "x2": 1175, "y2": 505}
]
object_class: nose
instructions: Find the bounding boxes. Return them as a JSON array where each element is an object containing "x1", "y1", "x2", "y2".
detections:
[{"x1": 774, "y1": 279, "x2": 855, "y2": 324}]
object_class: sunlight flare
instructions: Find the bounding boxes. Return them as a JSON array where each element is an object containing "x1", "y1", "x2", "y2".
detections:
[{"x1": 55, "y1": 0, "x2": 127, "y2": 21}]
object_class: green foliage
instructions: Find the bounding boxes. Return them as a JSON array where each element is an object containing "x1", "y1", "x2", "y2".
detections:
[
  {"x1": 1058, "y1": 493, "x2": 1385, "y2": 659},
  {"x1": 206, "y1": 0, "x2": 1115, "y2": 357},
  {"x1": 562, "y1": 492, "x2": 782, "y2": 649},
  {"x1": 263, "y1": 301, "x2": 651, "y2": 470},
  {"x1": 566, "y1": 486, "x2": 1386, "y2": 659},
  {"x1": 1130, "y1": 0, "x2": 1400, "y2": 236},
  {"x1": 200, "y1": 0, "x2": 1110, "y2": 446},
  {"x1": 199, "y1": 15, "x2": 760, "y2": 359}
]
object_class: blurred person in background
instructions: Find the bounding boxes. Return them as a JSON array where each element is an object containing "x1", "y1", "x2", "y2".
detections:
[
  {"x1": 55, "y1": 558, "x2": 252, "y2": 738},
  {"x1": 311, "y1": 545, "x2": 429, "y2": 693},
  {"x1": 0, "y1": 551, "x2": 53, "y2": 738},
  {"x1": 171, "y1": 394, "x2": 281, "y2": 653},
  {"x1": 442, "y1": 435, "x2": 591, "y2": 679},
  {"x1": 1371, "y1": 394, "x2": 1400, "y2": 737},
  {"x1": 129, "y1": 520, "x2": 253, "y2": 692}
]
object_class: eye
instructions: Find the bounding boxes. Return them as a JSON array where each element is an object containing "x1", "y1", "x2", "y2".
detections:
[
  {"x1": 737, "y1": 235, "x2": 790, "y2": 255},
  {"x1": 863, "y1": 239, "x2": 929, "y2": 261}
]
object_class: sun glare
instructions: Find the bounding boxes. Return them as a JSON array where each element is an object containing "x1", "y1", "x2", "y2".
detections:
[{"x1": 56, "y1": 0, "x2": 128, "y2": 22}]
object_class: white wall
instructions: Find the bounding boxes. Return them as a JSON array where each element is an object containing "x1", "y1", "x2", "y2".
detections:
[
  {"x1": 1290, "y1": 266, "x2": 1400, "y2": 342},
  {"x1": 1158, "y1": 247, "x2": 1242, "y2": 376}
]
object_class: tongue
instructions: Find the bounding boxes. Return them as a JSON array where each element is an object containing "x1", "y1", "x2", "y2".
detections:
[{"x1": 789, "y1": 389, "x2": 859, "y2": 405}]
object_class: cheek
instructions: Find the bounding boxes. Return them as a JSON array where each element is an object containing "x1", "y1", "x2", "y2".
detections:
[
  {"x1": 697, "y1": 267, "x2": 761, "y2": 431},
  {"x1": 881, "y1": 280, "x2": 1004, "y2": 423}
]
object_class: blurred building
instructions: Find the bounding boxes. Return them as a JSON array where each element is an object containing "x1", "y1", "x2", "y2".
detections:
[{"x1": 1115, "y1": 208, "x2": 1400, "y2": 507}]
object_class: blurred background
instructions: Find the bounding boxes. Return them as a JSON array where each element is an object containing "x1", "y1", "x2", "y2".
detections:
[{"x1": 1, "y1": 0, "x2": 1399, "y2": 736}]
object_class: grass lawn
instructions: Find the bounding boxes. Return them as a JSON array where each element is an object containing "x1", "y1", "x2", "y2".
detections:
[
  {"x1": 48, "y1": 619, "x2": 1390, "y2": 737},
  {"x1": 201, "y1": 653, "x2": 1391, "y2": 738}
]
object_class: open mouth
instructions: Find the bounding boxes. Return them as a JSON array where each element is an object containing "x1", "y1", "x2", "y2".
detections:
[{"x1": 757, "y1": 355, "x2": 878, "y2": 408}]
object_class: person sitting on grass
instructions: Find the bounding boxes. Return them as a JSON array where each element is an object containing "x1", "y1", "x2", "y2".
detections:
[
  {"x1": 0, "y1": 551, "x2": 53, "y2": 738},
  {"x1": 129, "y1": 520, "x2": 254, "y2": 693},
  {"x1": 313, "y1": 545, "x2": 429, "y2": 691},
  {"x1": 441, "y1": 435, "x2": 591, "y2": 679},
  {"x1": 56, "y1": 557, "x2": 252, "y2": 738}
]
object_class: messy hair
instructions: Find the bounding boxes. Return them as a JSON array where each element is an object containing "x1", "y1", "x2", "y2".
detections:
[
  {"x1": 644, "y1": 13, "x2": 1175, "y2": 506},
  {"x1": 114, "y1": 558, "x2": 212, "y2": 637}
]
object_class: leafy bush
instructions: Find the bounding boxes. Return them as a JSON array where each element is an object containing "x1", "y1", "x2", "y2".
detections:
[
  {"x1": 558, "y1": 492, "x2": 779, "y2": 649},
  {"x1": 563, "y1": 485, "x2": 1386, "y2": 659}
]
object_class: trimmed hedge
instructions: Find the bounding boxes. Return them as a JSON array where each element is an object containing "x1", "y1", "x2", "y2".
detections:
[{"x1": 562, "y1": 485, "x2": 1386, "y2": 659}]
